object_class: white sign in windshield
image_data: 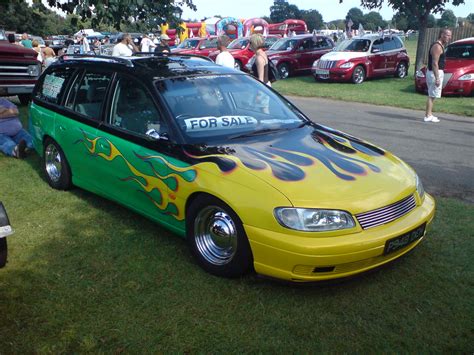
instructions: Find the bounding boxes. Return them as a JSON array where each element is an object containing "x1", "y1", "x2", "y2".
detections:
[{"x1": 184, "y1": 116, "x2": 258, "y2": 132}]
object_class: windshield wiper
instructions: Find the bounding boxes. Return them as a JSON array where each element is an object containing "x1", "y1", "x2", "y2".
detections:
[{"x1": 229, "y1": 127, "x2": 284, "y2": 140}]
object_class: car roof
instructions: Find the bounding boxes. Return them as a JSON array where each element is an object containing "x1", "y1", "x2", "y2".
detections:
[
  {"x1": 54, "y1": 54, "x2": 238, "y2": 79},
  {"x1": 452, "y1": 37, "x2": 474, "y2": 44}
]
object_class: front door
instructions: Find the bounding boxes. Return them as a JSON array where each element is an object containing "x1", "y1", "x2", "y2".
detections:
[{"x1": 369, "y1": 38, "x2": 387, "y2": 76}]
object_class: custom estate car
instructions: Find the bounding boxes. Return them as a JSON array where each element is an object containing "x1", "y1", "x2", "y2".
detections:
[
  {"x1": 29, "y1": 54, "x2": 435, "y2": 282},
  {"x1": 312, "y1": 34, "x2": 409, "y2": 84}
]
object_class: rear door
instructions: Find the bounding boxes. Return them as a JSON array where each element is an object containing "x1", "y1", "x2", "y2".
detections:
[{"x1": 382, "y1": 37, "x2": 399, "y2": 73}]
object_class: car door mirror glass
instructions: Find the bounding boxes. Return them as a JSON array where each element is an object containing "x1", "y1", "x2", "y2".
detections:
[{"x1": 146, "y1": 128, "x2": 168, "y2": 140}]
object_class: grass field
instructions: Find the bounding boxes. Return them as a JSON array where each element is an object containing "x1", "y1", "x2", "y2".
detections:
[
  {"x1": 273, "y1": 39, "x2": 474, "y2": 117},
  {"x1": 0, "y1": 107, "x2": 473, "y2": 352}
]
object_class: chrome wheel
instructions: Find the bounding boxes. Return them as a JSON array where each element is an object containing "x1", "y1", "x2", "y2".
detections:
[
  {"x1": 396, "y1": 62, "x2": 407, "y2": 78},
  {"x1": 194, "y1": 206, "x2": 238, "y2": 266},
  {"x1": 352, "y1": 66, "x2": 365, "y2": 84},
  {"x1": 278, "y1": 63, "x2": 289, "y2": 79},
  {"x1": 45, "y1": 143, "x2": 62, "y2": 183}
]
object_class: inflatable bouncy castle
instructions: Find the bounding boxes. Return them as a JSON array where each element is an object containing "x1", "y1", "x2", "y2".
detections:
[
  {"x1": 243, "y1": 18, "x2": 269, "y2": 37},
  {"x1": 215, "y1": 17, "x2": 243, "y2": 39},
  {"x1": 268, "y1": 19, "x2": 307, "y2": 36}
]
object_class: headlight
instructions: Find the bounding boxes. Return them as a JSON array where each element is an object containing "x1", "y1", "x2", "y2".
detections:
[
  {"x1": 458, "y1": 73, "x2": 473, "y2": 81},
  {"x1": 312, "y1": 59, "x2": 319, "y2": 68},
  {"x1": 339, "y1": 62, "x2": 354, "y2": 69},
  {"x1": 416, "y1": 174, "x2": 425, "y2": 200},
  {"x1": 416, "y1": 70, "x2": 425, "y2": 78},
  {"x1": 274, "y1": 208, "x2": 355, "y2": 232},
  {"x1": 27, "y1": 64, "x2": 41, "y2": 77}
]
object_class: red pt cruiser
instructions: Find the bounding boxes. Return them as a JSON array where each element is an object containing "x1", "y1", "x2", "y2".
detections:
[
  {"x1": 312, "y1": 34, "x2": 409, "y2": 84},
  {"x1": 415, "y1": 37, "x2": 474, "y2": 96},
  {"x1": 171, "y1": 36, "x2": 218, "y2": 57}
]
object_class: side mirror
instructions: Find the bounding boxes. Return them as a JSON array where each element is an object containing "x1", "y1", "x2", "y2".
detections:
[{"x1": 146, "y1": 128, "x2": 168, "y2": 141}]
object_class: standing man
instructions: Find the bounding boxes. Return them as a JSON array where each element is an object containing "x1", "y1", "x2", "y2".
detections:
[
  {"x1": 215, "y1": 35, "x2": 235, "y2": 69},
  {"x1": 20, "y1": 33, "x2": 33, "y2": 48},
  {"x1": 154, "y1": 34, "x2": 171, "y2": 54},
  {"x1": 140, "y1": 34, "x2": 156, "y2": 53},
  {"x1": 424, "y1": 28, "x2": 452, "y2": 123},
  {"x1": 112, "y1": 33, "x2": 138, "y2": 57}
]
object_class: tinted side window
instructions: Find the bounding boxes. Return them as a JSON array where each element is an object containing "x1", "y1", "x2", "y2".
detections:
[
  {"x1": 65, "y1": 71, "x2": 112, "y2": 121},
  {"x1": 35, "y1": 68, "x2": 74, "y2": 104},
  {"x1": 383, "y1": 37, "x2": 399, "y2": 51},
  {"x1": 110, "y1": 77, "x2": 164, "y2": 136},
  {"x1": 315, "y1": 38, "x2": 332, "y2": 49},
  {"x1": 264, "y1": 37, "x2": 278, "y2": 49},
  {"x1": 372, "y1": 38, "x2": 384, "y2": 52}
]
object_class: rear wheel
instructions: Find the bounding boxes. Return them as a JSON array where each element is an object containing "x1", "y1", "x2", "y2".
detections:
[
  {"x1": 43, "y1": 138, "x2": 72, "y2": 190},
  {"x1": 351, "y1": 65, "x2": 365, "y2": 84},
  {"x1": 278, "y1": 63, "x2": 290, "y2": 79},
  {"x1": 186, "y1": 195, "x2": 253, "y2": 278},
  {"x1": 0, "y1": 237, "x2": 7, "y2": 268},
  {"x1": 395, "y1": 61, "x2": 408, "y2": 78}
]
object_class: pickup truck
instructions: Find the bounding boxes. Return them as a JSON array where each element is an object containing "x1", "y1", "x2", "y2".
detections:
[{"x1": 0, "y1": 28, "x2": 42, "y2": 105}]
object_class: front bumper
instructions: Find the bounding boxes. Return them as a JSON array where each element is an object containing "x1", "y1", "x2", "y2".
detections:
[
  {"x1": 0, "y1": 84, "x2": 36, "y2": 95},
  {"x1": 415, "y1": 77, "x2": 473, "y2": 96},
  {"x1": 246, "y1": 194, "x2": 435, "y2": 282},
  {"x1": 312, "y1": 67, "x2": 354, "y2": 82}
]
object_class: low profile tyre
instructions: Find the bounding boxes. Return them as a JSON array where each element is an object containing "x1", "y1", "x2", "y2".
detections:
[
  {"x1": 234, "y1": 60, "x2": 243, "y2": 71},
  {"x1": 0, "y1": 238, "x2": 7, "y2": 268},
  {"x1": 278, "y1": 63, "x2": 290, "y2": 79},
  {"x1": 395, "y1": 62, "x2": 408, "y2": 78},
  {"x1": 43, "y1": 138, "x2": 72, "y2": 190},
  {"x1": 351, "y1": 65, "x2": 365, "y2": 84},
  {"x1": 186, "y1": 195, "x2": 253, "y2": 278},
  {"x1": 18, "y1": 94, "x2": 31, "y2": 106}
]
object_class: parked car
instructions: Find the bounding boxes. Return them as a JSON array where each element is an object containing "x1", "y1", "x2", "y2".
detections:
[
  {"x1": 0, "y1": 28, "x2": 42, "y2": 104},
  {"x1": 261, "y1": 34, "x2": 335, "y2": 79},
  {"x1": 0, "y1": 202, "x2": 13, "y2": 268},
  {"x1": 415, "y1": 37, "x2": 474, "y2": 96},
  {"x1": 171, "y1": 36, "x2": 218, "y2": 57},
  {"x1": 209, "y1": 35, "x2": 280, "y2": 70},
  {"x1": 312, "y1": 34, "x2": 410, "y2": 84},
  {"x1": 29, "y1": 54, "x2": 435, "y2": 282}
]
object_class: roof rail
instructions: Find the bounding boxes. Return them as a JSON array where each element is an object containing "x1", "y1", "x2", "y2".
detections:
[
  {"x1": 58, "y1": 54, "x2": 134, "y2": 67},
  {"x1": 132, "y1": 52, "x2": 214, "y2": 63}
]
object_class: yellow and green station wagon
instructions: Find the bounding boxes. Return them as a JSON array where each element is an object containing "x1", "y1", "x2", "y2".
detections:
[{"x1": 29, "y1": 54, "x2": 435, "y2": 282}]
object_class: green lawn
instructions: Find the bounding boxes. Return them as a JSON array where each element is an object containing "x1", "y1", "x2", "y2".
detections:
[
  {"x1": 273, "y1": 39, "x2": 474, "y2": 117},
  {"x1": 0, "y1": 106, "x2": 472, "y2": 352}
]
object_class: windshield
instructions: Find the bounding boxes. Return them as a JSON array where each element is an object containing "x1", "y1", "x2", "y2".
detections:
[
  {"x1": 445, "y1": 43, "x2": 474, "y2": 59},
  {"x1": 334, "y1": 39, "x2": 371, "y2": 52},
  {"x1": 228, "y1": 38, "x2": 249, "y2": 49},
  {"x1": 156, "y1": 74, "x2": 305, "y2": 143},
  {"x1": 0, "y1": 29, "x2": 6, "y2": 41},
  {"x1": 269, "y1": 38, "x2": 298, "y2": 51},
  {"x1": 177, "y1": 39, "x2": 200, "y2": 49}
]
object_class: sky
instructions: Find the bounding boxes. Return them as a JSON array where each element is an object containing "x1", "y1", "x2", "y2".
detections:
[{"x1": 180, "y1": 0, "x2": 474, "y2": 22}]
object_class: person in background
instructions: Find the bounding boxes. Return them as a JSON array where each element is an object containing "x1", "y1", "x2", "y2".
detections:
[
  {"x1": 140, "y1": 34, "x2": 156, "y2": 53},
  {"x1": 102, "y1": 36, "x2": 110, "y2": 45},
  {"x1": 154, "y1": 34, "x2": 171, "y2": 54},
  {"x1": 20, "y1": 33, "x2": 33, "y2": 48},
  {"x1": 215, "y1": 35, "x2": 235, "y2": 69},
  {"x1": 32, "y1": 39, "x2": 43, "y2": 64},
  {"x1": 0, "y1": 98, "x2": 33, "y2": 159},
  {"x1": 42, "y1": 42, "x2": 56, "y2": 67},
  {"x1": 424, "y1": 28, "x2": 452, "y2": 123},
  {"x1": 112, "y1": 33, "x2": 138, "y2": 57},
  {"x1": 7, "y1": 33, "x2": 17, "y2": 45},
  {"x1": 250, "y1": 34, "x2": 270, "y2": 86}
]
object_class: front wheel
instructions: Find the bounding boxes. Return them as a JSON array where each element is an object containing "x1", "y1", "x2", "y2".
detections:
[
  {"x1": 278, "y1": 63, "x2": 290, "y2": 79},
  {"x1": 186, "y1": 195, "x2": 253, "y2": 278},
  {"x1": 43, "y1": 138, "x2": 72, "y2": 190},
  {"x1": 351, "y1": 65, "x2": 365, "y2": 84},
  {"x1": 395, "y1": 62, "x2": 408, "y2": 78}
]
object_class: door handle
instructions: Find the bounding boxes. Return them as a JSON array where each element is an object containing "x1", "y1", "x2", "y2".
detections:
[{"x1": 58, "y1": 125, "x2": 66, "y2": 132}]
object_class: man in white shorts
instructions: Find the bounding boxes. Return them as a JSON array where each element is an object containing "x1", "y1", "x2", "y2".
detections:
[{"x1": 424, "y1": 29, "x2": 452, "y2": 123}]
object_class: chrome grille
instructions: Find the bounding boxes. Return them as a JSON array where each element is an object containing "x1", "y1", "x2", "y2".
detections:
[
  {"x1": 356, "y1": 195, "x2": 416, "y2": 230},
  {"x1": 318, "y1": 60, "x2": 337, "y2": 69},
  {"x1": 0, "y1": 64, "x2": 31, "y2": 77}
]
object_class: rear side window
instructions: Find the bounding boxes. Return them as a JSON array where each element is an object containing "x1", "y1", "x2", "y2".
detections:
[
  {"x1": 383, "y1": 37, "x2": 402, "y2": 51},
  {"x1": 35, "y1": 68, "x2": 74, "y2": 105},
  {"x1": 65, "y1": 71, "x2": 112, "y2": 121}
]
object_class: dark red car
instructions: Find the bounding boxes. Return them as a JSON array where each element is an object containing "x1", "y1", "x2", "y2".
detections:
[
  {"x1": 312, "y1": 34, "x2": 409, "y2": 84},
  {"x1": 171, "y1": 36, "x2": 218, "y2": 57},
  {"x1": 208, "y1": 35, "x2": 280, "y2": 70},
  {"x1": 415, "y1": 37, "x2": 474, "y2": 96},
  {"x1": 262, "y1": 34, "x2": 334, "y2": 79}
]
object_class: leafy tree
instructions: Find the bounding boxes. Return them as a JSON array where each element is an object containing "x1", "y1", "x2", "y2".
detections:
[
  {"x1": 346, "y1": 7, "x2": 364, "y2": 30},
  {"x1": 467, "y1": 13, "x2": 474, "y2": 24},
  {"x1": 301, "y1": 9, "x2": 324, "y2": 31},
  {"x1": 270, "y1": 0, "x2": 302, "y2": 23},
  {"x1": 363, "y1": 11, "x2": 386, "y2": 31},
  {"x1": 438, "y1": 9, "x2": 457, "y2": 28},
  {"x1": 341, "y1": 0, "x2": 466, "y2": 72},
  {"x1": 45, "y1": 0, "x2": 196, "y2": 30},
  {"x1": 328, "y1": 19, "x2": 346, "y2": 30},
  {"x1": 391, "y1": 12, "x2": 409, "y2": 31}
]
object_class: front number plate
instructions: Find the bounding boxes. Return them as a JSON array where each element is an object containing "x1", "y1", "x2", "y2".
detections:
[
  {"x1": 315, "y1": 69, "x2": 329, "y2": 75},
  {"x1": 384, "y1": 223, "x2": 426, "y2": 255}
]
